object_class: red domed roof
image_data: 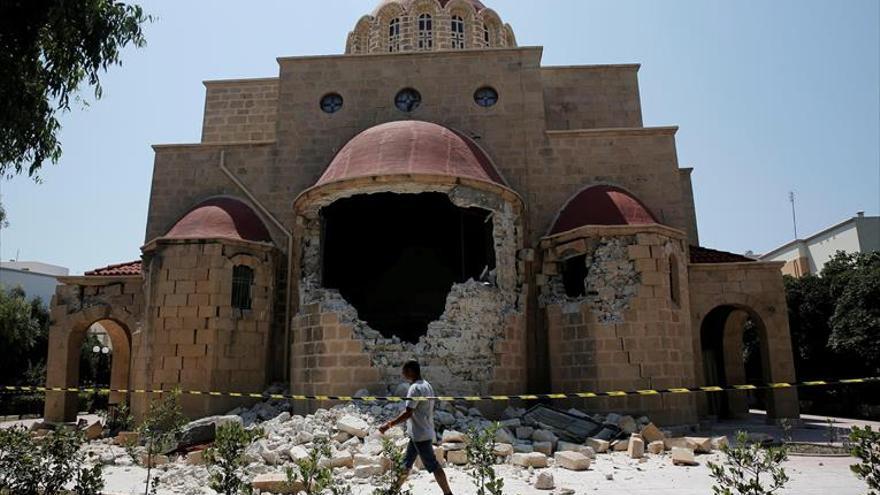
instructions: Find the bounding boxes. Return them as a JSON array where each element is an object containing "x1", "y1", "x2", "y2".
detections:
[
  {"x1": 550, "y1": 185, "x2": 658, "y2": 235},
  {"x1": 372, "y1": 0, "x2": 485, "y2": 15},
  {"x1": 317, "y1": 120, "x2": 505, "y2": 187},
  {"x1": 165, "y1": 198, "x2": 271, "y2": 243}
]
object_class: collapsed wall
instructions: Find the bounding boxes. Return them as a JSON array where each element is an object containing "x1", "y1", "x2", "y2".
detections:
[
  {"x1": 539, "y1": 226, "x2": 699, "y2": 425},
  {"x1": 292, "y1": 184, "x2": 527, "y2": 400}
]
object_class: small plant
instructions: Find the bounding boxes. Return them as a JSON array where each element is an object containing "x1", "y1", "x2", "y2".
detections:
[
  {"x1": 707, "y1": 431, "x2": 789, "y2": 495},
  {"x1": 466, "y1": 423, "x2": 504, "y2": 495},
  {"x1": 849, "y1": 425, "x2": 880, "y2": 494},
  {"x1": 286, "y1": 437, "x2": 350, "y2": 495},
  {"x1": 205, "y1": 422, "x2": 263, "y2": 495},
  {"x1": 101, "y1": 400, "x2": 134, "y2": 435},
  {"x1": 138, "y1": 389, "x2": 189, "y2": 495},
  {"x1": 372, "y1": 437, "x2": 412, "y2": 495},
  {"x1": 0, "y1": 425, "x2": 104, "y2": 495}
]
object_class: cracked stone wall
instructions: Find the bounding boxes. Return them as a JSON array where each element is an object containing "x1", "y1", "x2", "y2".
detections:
[
  {"x1": 292, "y1": 187, "x2": 527, "y2": 399},
  {"x1": 540, "y1": 228, "x2": 698, "y2": 425}
]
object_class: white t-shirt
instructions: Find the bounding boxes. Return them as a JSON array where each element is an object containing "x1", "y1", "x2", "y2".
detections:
[{"x1": 405, "y1": 379, "x2": 436, "y2": 442}]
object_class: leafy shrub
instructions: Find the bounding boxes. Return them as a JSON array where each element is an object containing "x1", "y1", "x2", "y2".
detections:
[
  {"x1": 286, "y1": 436, "x2": 350, "y2": 495},
  {"x1": 138, "y1": 389, "x2": 188, "y2": 494},
  {"x1": 0, "y1": 424, "x2": 104, "y2": 495},
  {"x1": 205, "y1": 422, "x2": 263, "y2": 495},
  {"x1": 101, "y1": 399, "x2": 134, "y2": 435},
  {"x1": 372, "y1": 437, "x2": 412, "y2": 495},
  {"x1": 849, "y1": 425, "x2": 880, "y2": 494},
  {"x1": 466, "y1": 423, "x2": 504, "y2": 495},
  {"x1": 707, "y1": 431, "x2": 789, "y2": 495}
]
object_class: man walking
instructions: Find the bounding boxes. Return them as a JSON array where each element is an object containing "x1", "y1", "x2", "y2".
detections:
[{"x1": 379, "y1": 360, "x2": 453, "y2": 495}]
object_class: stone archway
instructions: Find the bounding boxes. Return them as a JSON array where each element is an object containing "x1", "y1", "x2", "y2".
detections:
[
  {"x1": 45, "y1": 304, "x2": 134, "y2": 423},
  {"x1": 699, "y1": 304, "x2": 770, "y2": 418}
]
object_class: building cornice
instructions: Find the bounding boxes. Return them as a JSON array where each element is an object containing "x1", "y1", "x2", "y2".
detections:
[
  {"x1": 545, "y1": 126, "x2": 678, "y2": 138},
  {"x1": 57, "y1": 275, "x2": 141, "y2": 286},
  {"x1": 151, "y1": 141, "x2": 276, "y2": 151},
  {"x1": 277, "y1": 45, "x2": 544, "y2": 64},
  {"x1": 541, "y1": 63, "x2": 641, "y2": 72},
  {"x1": 202, "y1": 77, "x2": 278, "y2": 87}
]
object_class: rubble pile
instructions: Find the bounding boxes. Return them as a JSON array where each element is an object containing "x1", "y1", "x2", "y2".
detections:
[{"x1": 73, "y1": 396, "x2": 731, "y2": 494}]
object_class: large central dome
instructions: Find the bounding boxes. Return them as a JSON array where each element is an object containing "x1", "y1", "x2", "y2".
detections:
[{"x1": 347, "y1": 0, "x2": 516, "y2": 54}]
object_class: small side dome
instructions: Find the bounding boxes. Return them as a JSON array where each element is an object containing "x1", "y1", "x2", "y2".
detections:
[
  {"x1": 550, "y1": 185, "x2": 658, "y2": 235},
  {"x1": 165, "y1": 198, "x2": 271, "y2": 243}
]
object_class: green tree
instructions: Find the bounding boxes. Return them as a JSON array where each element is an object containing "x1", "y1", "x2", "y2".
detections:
[
  {"x1": 824, "y1": 252, "x2": 880, "y2": 373},
  {"x1": 0, "y1": 0, "x2": 150, "y2": 179},
  {"x1": 0, "y1": 287, "x2": 49, "y2": 387},
  {"x1": 783, "y1": 274, "x2": 836, "y2": 378}
]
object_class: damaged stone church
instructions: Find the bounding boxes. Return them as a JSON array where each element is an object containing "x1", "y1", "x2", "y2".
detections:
[{"x1": 44, "y1": 0, "x2": 799, "y2": 426}]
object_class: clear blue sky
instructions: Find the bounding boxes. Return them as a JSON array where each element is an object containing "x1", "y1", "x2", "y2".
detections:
[{"x1": 2, "y1": 0, "x2": 878, "y2": 275}]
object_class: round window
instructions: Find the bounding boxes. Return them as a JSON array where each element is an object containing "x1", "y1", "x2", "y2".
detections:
[
  {"x1": 474, "y1": 86, "x2": 499, "y2": 107},
  {"x1": 395, "y1": 88, "x2": 422, "y2": 112},
  {"x1": 320, "y1": 93, "x2": 344, "y2": 114}
]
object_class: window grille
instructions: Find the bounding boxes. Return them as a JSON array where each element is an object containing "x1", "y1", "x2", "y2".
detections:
[
  {"x1": 231, "y1": 265, "x2": 254, "y2": 311},
  {"x1": 451, "y1": 16, "x2": 465, "y2": 49}
]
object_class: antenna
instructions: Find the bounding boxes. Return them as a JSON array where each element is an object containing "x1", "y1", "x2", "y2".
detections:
[{"x1": 789, "y1": 191, "x2": 798, "y2": 239}]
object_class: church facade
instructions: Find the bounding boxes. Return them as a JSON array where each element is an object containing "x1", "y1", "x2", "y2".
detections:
[{"x1": 45, "y1": 0, "x2": 799, "y2": 425}]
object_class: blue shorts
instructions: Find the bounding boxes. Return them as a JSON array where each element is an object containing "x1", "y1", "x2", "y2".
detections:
[{"x1": 404, "y1": 439, "x2": 441, "y2": 473}]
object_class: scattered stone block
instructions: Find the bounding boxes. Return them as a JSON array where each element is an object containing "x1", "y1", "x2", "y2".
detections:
[
  {"x1": 640, "y1": 423, "x2": 665, "y2": 443},
  {"x1": 711, "y1": 436, "x2": 729, "y2": 451},
  {"x1": 557, "y1": 441, "x2": 595, "y2": 457},
  {"x1": 495, "y1": 428, "x2": 516, "y2": 445},
  {"x1": 446, "y1": 449, "x2": 468, "y2": 465},
  {"x1": 494, "y1": 443, "x2": 514, "y2": 457},
  {"x1": 516, "y1": 426, "x2": 535, "y2": 439},
  {"x1": 318, "y1": 450, "x2": 353, "y2": 469},
  {"x1": 513, "y1": 443, "x2": 534, "y2": 453},
  {"x1": 115, "y1": 431, "x2": 139, "y2": 446},
  {"x1": 612, "y1": 438, "x2": 629, "y2": 452},
  {"x1": 627, "y1": 435, "x2": 645, "y2": 459},
  {"x1": 664, "y1": 437, "x2": 697, "y2": 451},
  {"x1": 671, "y1": 447, "x2": 698, "y2": 466},
  {"x1": 337, "y1": 415, "x2": 369, "y2": 438},
  {"x1": 441, "y1": 442, "x2": 466, "y2": 451},
  {"x1": 251, "y1": 473, "x2": 303, "y2": 494},
  {"x1": 533, "y1": 441, "x2": 553, "y2": 456},
  {"x1": 442, "y1": 430, "x2": 468, "y2": 444},
  {"x1": 139, "y1": 453, "x2": 169, "y2": 468},
  {"x1": 534, "y1": 471, "x2": 555, "y2": 490},
  {"x1": 586, "y1": 438, "x2": 609, "y2": 453},
  {"x1": 685, "y1": 437, "x2": 713, "y2": 453},
  {"x1": 618, "y1": 416, "x2": 638, "y2": 435},
  {"x1": 511, "y1": 452, "x2": 548, "y2": 468},
  {"x1": 647, "y1": 440, "x2": 664, "y2": 455},
  {"x1": 186, "y1": 450, "x2": 205, "y2": 465},
  {"x1": 531, "y1": 429, "x2": 558, "y2": 445},
  {"x1": 83, "y1": 421, "x2": 103, "y2": 441},
  {"x1": 554, "y1": 451, "x2": 590, "y2": 471},
  {"x1": 288, "y1": 446, "x2": 309, "y2": 462}
]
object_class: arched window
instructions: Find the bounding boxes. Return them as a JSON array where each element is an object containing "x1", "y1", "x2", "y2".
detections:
[
  {"x1": 669, "y1": 254, "x2": 681, "y2": 306},
  {"x1": 451, "y1": 16, "x2": 465, "y2": 49},
  {"x1": 232, "y1": 265, "x2": 254, "y2": 311},
  {"x1": 482, "y1": 23, "x2": 490, "y2": 47},
  {"x1": 417, "y1": 14, "x2": 433, "y2": 50},
  {"x1": 388, "y1": 18, "x2": 401, "y2": 52}
]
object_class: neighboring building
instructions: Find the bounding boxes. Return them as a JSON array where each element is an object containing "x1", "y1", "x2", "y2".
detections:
[
  {"x1": 760, "y1": 212, "x2": 880, "y2": 277},
  {"x1": 0, "y1": 261, "x2": 69, "y2": 306},
  {"x1": 43, "y1": 0, "x2": 800, "y2": 425}
]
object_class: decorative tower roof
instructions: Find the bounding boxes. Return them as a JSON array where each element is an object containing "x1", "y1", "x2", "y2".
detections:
[{"x1": 347, "y1": 0, "x2": 516, "y2": 54}]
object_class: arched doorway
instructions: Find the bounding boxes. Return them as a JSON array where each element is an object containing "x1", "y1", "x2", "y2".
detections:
[
  {"x1": 700, "y1": 305, "x2": 769, "y2": 419},
  {"x1": 45, "y1": 311, "x2": 132, "y2": 422}
]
